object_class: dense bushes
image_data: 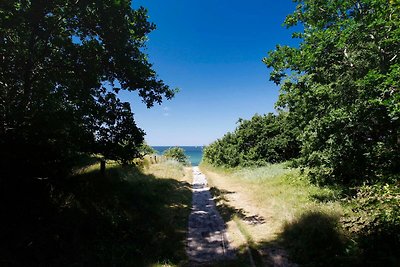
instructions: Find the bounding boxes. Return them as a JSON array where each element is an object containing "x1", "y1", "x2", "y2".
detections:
[{"x1": 203, "y1": 113, "x2": 299, "y2": 167}]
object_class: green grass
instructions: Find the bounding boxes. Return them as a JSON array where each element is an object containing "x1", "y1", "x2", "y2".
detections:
[
  {"x1": 201, "y1": 162, "x2": 352, "y2": 266},
  {"x1": 201, "y1": 162, "x2": 400, "y2": 267},
  {"x1": 1, "y1": 160, "x2": 192, "y2": 267},
  {"x1": 203, "y1": 163, "x2": 345, "y2": 235}
]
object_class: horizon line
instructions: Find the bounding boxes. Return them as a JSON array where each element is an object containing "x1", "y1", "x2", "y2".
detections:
[{"x1": 150, "y1": 145, "x2": 206, "y2": 147}]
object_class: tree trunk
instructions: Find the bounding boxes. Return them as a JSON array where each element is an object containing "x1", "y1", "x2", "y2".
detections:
[{"x1": 100, "y1": 159, "x2": 106, "y2": 176}]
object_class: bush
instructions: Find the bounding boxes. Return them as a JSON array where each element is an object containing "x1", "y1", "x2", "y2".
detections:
[
  {"x1": 163, "y1": 147, "x2": 189, "y2": 165},
  {"x1": 139, "y1": 143, "x2": 157, "y2": 156},
  {"x1": 342, "y1": 183, "x2": 400, "y2": 266}
]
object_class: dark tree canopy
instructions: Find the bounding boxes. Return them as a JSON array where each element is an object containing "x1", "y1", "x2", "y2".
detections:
[
  {"x1": 0, "y1": 0, "x2": 174, "y2": 178},
  {"x1": 264, "y1": 0, "x2": 400, "y2": 184}
]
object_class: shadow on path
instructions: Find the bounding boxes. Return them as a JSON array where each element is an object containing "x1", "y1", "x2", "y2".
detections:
[{"x1": 187, "y1": 167, "x2": 236, "y2": 266}]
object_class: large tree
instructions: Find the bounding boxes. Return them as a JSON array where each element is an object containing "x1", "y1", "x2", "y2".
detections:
[
  {"x1": 0, "y1": 0, "x2": 174, "y2": 178},
  {"x1": 264, "y1": 0, "x2": 400, "y2": 184}
]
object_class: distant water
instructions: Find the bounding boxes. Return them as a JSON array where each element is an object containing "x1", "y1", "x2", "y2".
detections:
[{"x1": 152, "y1": 146, "x2": 204, "y2": 166}]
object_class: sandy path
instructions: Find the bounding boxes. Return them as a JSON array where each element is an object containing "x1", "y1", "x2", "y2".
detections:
[{"x1": 186, "y1": 167, "x2": 235, "y2": 265}]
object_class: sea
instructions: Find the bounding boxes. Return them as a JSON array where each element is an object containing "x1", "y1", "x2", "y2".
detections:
[{"x1": 152, "y1": 146, "x2": 204, "y2": 166}]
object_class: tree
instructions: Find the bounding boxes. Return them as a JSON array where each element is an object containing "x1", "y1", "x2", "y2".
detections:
[
  {"x1": 203, "y1": 113, "x2": 300, "y2": 168},
  {"x1": 0, "y1": 0, "x2": 175, "y2": 179},
  {"x1": 264, "y1": 0, "x2": 400, "y2": 184},
  {"x1": 163, "y1": 147, "x2": 189, "y2": 165}
]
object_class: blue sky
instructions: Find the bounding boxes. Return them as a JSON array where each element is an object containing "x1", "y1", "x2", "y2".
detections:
[{"x1": 123, "y1": 0, "x2": 300, "y2": 146}]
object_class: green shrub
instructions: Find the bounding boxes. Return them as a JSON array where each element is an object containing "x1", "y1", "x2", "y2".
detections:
[
  {"x1": 139, "y1": 142, "x2": 157, "y2": 156},
  {"x1": 163, "y1": 147, "x2": 189, "y2": 165},
  {"x1": 343, "y1": 183, "x2": 400, "y2": 266}
]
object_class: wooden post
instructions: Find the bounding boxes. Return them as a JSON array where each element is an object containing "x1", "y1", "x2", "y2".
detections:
[{"x1": 100, "y1": 159, "x2": 106, "y2": 176}]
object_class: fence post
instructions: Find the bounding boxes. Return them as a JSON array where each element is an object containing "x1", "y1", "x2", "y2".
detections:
[{"x1": 100, "y1": 159, "x2": 106, "y2": 176}]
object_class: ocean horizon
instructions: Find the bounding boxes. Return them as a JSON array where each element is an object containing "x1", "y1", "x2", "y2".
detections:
[{"x1": 152, "y1": 146, "x2": 204, "y2": 166}]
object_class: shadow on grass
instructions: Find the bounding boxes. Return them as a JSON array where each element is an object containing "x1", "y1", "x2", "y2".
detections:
[
  {"x1": 0, "y1": 164, "x2": 192, "y2": 267},
  {"x1": 206, "y1": 182, "x2": 363, "y2": 266},
  {"x1": 209, "y1": 187, "x2": 245, "y2": 222},
  {"x1": 276, "y1": 212, "x2": 346, "y2": 267},
  {"x1": 208, "y1": 191, "x2": 400, "y2": 267},
  {"x1": 207, "y1": 187, "x2": 268, "y2": 267},
  {"x1": 255, "y1": 211, "x2": 400, "y2": 267},
  {"x1": 209, "y1": 187, "x2": 265, "y2": 226},
  {"x1": 310, "y1": 192, "x2": 339, "y2": 203},
  {"x1": 208, "y1": 188, "x2": 354, "y2": 267}
]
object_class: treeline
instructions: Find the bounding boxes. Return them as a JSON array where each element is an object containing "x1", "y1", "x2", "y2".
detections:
[
  {"x1": 204, "y1": 113, "x2": 299, "y2": 167},
  {"x1": 204, "y1": 0, "x2": 400, "y2": 186}
]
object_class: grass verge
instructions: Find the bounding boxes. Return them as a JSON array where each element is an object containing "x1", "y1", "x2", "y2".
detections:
[
  {"x1": 1, "y1": 159, "x2": 192, "y2": 267},
  {"x1": 201, "y1": 163, "x2": 400, "y2": 266},
  {"x1": 200, "y1": 162, "x2": 350, "y2": 266}
]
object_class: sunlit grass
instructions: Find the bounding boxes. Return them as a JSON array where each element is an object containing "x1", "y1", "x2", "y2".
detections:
[
  {"x1": 144, "y1": 159, "x2": 192, "y2": 182},
  {"x1": 200, "y1": 162, "x2": 347, "y2": 265}
]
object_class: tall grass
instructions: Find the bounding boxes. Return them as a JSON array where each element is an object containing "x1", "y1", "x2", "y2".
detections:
[{"x1": 1, "y1": 159, "x2": 192, "y2": 267}]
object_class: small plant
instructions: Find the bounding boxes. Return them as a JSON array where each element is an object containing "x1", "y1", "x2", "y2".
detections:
[{"x1": 163, "y1": 147, "x2": 190, "y2": 165}]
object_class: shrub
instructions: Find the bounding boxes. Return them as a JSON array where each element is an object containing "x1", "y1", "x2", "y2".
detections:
[
  {"x1": 139, "y1": 143, "x2": 157, "y2": 156},
  {"x1": 343, "y1": 183, "x2": 400, "y2": 266},
  {"x1": 163, "y1": 147, "x2": 189, "y2": 165}
]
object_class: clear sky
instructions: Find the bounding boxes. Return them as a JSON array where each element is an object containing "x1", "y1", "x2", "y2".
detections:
[{"x1": 123, "y1": 0, "x2": 300, "y2": 146}]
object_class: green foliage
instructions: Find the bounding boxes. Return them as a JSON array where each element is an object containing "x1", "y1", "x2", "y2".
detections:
[
  {"x1": 203, "y1": 113, "x2": 300, "y2": 168},
  {"x1": 354, "y1": 184, "x2": 400, "y2": 230},
  {"x1": 264, "y1": 0, "x2": 400, "y2": 185},
  {"x1": 342, "y1": 183, "x2": 400, "y2": 266},
  {"x1": 139, "y1": 142, "x2": 157, "y2": 156},
  {"x1": 163, "y1": 147, "x2": 189, "y2": 165},
  {"x1": 262, "y1": 2, "x2": 400, "y2": 262},
  {"x1": 0, "y1": 0, "x2": 174, "y2": 179}
]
